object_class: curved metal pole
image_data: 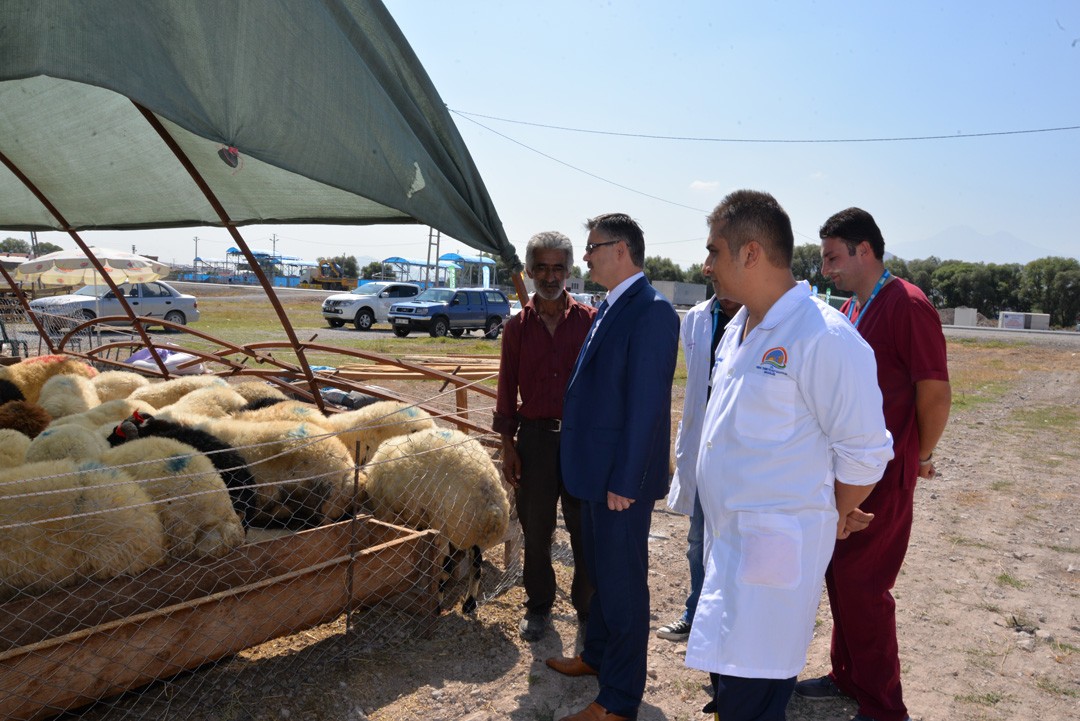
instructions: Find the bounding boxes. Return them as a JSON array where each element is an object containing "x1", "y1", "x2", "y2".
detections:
[
  {"x1": 0, "y1": 149, "x2": 171, "y2": 376},
  {"x1": 133, "y1": 102, "x2": 326, "y2": 412}
]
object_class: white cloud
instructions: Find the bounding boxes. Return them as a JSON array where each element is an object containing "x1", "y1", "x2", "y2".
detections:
[{"x1": 689, "y1": 180, "x2": 720, "y2": 192}]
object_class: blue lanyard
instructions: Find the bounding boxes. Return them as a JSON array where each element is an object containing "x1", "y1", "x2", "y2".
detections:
[{"x1": 847, "y1": 269, "x2": 890, "y2": 328}]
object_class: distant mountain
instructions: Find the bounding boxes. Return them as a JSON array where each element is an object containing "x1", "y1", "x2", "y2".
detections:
[{"x1": 889, "y1": 226, "x2": 1067, "y2": 265}]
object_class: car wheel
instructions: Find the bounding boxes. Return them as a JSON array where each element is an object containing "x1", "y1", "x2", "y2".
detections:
[
  {"x1": 393, "y1": 326, "x2": 410, "y2": 338},
  {"x1": 484, "y1": 316, "x2": 502, "y2": 339},
  {"x1": 80, "y1": 309, "x2": 96, "y2": 321},
  {"x1": 354, "y1": 308, "x2": 375, "y2": 330},
  {"x1": 327, "y1": 318, "x2": 345, "y2": 328},
  {"x1": 450, "y1": 328, "x2": 464, "y2": 338},
  {"x1": 164, "y1": 310, "x2": 187, "y2": 328},
  {"x1": 429, "y1": 316, "x2": 449, "y2": 337}
]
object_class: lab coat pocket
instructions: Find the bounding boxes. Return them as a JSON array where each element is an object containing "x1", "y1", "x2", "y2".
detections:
[
  {"x1": 736, "y1": 374, "x2": 797, "y2": 442},
  {"x1": 736, "y1": 513, "x2": 803, "y2": 590}
]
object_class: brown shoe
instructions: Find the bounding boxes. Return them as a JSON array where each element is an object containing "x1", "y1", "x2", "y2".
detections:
[
  {"x1": 557, "y1": 701, "x2": 630, "y2": 721},
  {"x1": 545, "y1": 654, "x2": 598, "y2": 677}
]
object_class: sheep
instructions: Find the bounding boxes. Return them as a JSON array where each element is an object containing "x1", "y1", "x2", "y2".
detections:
[
  {"x1": 126, "y1": 375, "x2": 226, "y2": 410},
  {"x1": 109, "y1": 413, "x2": 258, "y2": 527},
  {"x1": 0, "y1": 429, "x2": 31, "y2": 468},
  {"x1": 159, "y1": 384, "x2": 250, "y2": 419},
  {"x1": 25, "y1": 423, "x2": 110, "y2": 463},
  {"x1": 0, "y1": 378, "x2": 25, "y2": 404},
  {"x1": 100, "y1": 437, "x2": 245, "y2": 560},
  {"x1": 48, "y1": 398, "x2": 157, "y2": 433},
  {"x1": 194, "y1": 417, "x2": 360, "y2": 529},
  {"x1": 320, "y1": 400, "x2": 435, "y2": 464},
  {"x1": 0, "y1": 459, "x2": 166, "y2": 600},
  {"x1": 91, "y1": 370, "x2": 150, "y2": 403},
  {"x1": 229, "y1": 381, "x2": 288, "y2": 405},
  {"x1": 0, "y1": 400, "x2": 52, "y2": 439},
  {"x1": 230, "y1": 399, "x2": 329, "y2": 426},
  {"x1": 38, "y1": 373, "x2": 101, "y2": 419},
  {"x1": 364, "y1": 427, "x2": 510, "y2": 613},
  {"x1": 0, "y1": 355, "x2": 97, "y2": 404}
]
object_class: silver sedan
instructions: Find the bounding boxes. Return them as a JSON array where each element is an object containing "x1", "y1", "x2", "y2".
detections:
[{"x1": 29, "y1": 281, "x2": 200, "y2": 327}]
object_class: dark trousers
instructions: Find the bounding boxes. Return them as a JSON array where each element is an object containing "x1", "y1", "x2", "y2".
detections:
[
  {"x1": 710, "y1": 673, "x2": 795, "y2": 721},
  {"x1": 515, "y1": 426, "x2": 591, "y2": 617},
  {"x1": 580, "y1": 496, "x2": 653, "y2": 719},
  {"x1": 826, "y1": 475, "x2": 916, "y2": 721}
]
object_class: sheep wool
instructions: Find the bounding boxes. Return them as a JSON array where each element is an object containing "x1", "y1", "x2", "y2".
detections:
[
  {"x1": 101, "y1": 438, "x2": 245, "y2": 560},
  {"x1": 49, "y1": 398, "x2": 158, "y2": 433},
  {"x1": 0, "y1": 429, "x2": 31, "y2": 468},
  {"x1": 229, "y1": 381, "x2": 288, "y2": 405},
  {"x1": 365, "y1": 427, "x2": 508, "y2": 552},
  {"x1": 0, "y1": 460, "x2": 166, "y2": 600},
  {"x1": 25, "y1": 424, "x2": 110, "y2": 463},
  {"x1": 323, "y1": 400, "x2": 435, "y2": 464},
  {"x1": 0, "y1": 356, "x2": 97, "y2": 404},
  {"x1": 38, "y1": 373, "x2": 101, "y2": 419},
  {"x1": 0, "y1": 400, "x2": 52, "y2": 439},
  {"x1": 127, "y1": 375, "x2": 225, "y2": 409},
  {"x1": 231, "y1": 399, "x2": 329, "y2": 426},
  {"x1": 196, "y1": 418, "x2": 359, "y2": 528},
  {"x1": 91, "y1": 370, "x2": 150, "y2": 403},
  {"x1": 160, "y1": 384, "x2": 250, "y2": 419}
]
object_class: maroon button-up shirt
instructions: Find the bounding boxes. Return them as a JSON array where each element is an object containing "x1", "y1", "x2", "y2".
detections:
[{"x1": 493, "y1": 294, "x2": 596, "y2": 437}]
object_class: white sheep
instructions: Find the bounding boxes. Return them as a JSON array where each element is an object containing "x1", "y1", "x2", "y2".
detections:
[
  {"x1": 364, "y1": 427, "x2": 509, "y2": 613},
  {"x1": 48, "y1": 398, "x2": 158, "y2": 433},
  {"x1": 0, "y1": 459, "x2": 166, "y2": 600},
  {"x1": 0, "y1": 429, "x2": 31, "y2": 468},
  {"x1": 160, "y1": 384, "x2": 250, "y2": 419},
  {"x1": 92, "y1": 370, "x2": 150, "y2": 403},
  {"x1": 321, "y1": 400, "x2": 435, "y2": 464},
  {"x1": 194, "y1": 418, "x2": 360, "y2": 528},
  {"x1": 25, "y1": 424, "x2": 110, "y2": 463},
  {"x1": 100, "y1": 437, "x2": 245, "y2": 560},
  {"x1": 37, "y1": 373, "x2": 101, "y2": 419},
  {"x1": 229, "y1": 381, "x2": 288, "y2": 405},
  {"x1": 231, "y1": 399, "x2": 330, "y2": 426},
  {"x1": 127, "y1": 375, "x2": 226, "y2": 409}
]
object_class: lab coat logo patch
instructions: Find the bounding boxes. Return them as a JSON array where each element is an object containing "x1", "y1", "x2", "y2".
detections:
[{"x1": 761, "y1": 347, "x2": 788, "y2": 369}]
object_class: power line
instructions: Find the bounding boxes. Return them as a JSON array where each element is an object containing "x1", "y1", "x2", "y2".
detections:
[
  {"x1": 451, "y1": 109, "x2": 1080, "y2": 144},
  {"x1": 453, "y1": 112, "x2": 710, "y2": 214}
]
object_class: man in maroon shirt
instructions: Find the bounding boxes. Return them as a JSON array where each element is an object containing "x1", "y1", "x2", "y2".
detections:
[
  {"x1": 794, "y1": 208, "x2": 952, "y2": 721},
  {"x1": 494, "y1": 231, "x2": 596, "y2": 642}
]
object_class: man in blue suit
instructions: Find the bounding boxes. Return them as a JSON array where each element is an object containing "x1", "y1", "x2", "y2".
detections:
[{"x1": 545, "y1": 213, "x2": 680, "y2": 721}]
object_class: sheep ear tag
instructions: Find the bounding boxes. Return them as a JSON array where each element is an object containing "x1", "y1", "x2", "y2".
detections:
[{"x1": 112, "y1": 424, "x2": 126, "y2": 439}]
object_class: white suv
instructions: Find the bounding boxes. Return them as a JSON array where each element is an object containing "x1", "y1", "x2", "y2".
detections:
[{"x1": 321, "y1": 281, "x2": 421, "y2": 330}]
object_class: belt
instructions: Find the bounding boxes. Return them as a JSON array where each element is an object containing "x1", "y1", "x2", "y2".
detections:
[{"x1": 518, "y1": 417, "x2": 562, "y2": 433}]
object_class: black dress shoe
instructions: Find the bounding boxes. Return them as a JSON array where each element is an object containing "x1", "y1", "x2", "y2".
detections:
[{"x1": 519, "y1": 612, "x2": 548, "y2": 642}]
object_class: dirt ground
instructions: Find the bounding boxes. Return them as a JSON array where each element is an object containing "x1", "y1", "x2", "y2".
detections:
[{"x1": 70, "y1": 331, "x2": 1079, "y2": 721}]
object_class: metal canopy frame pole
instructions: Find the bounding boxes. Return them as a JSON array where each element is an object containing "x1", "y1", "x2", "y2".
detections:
[
  {"x1": 0, "y1": 150, "x2": 171, "y2": 376},
  {"x1": 133, "y1": 102, "x2": 325, "y2": 412}
]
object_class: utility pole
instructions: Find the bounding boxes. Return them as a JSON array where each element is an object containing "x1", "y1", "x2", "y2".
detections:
[
  {"x1": 271, "y1": 233, "x2": 278, "y2": 259},
  {"x1": 193, "y1": 236, "x2": 199, "y2": 265}
]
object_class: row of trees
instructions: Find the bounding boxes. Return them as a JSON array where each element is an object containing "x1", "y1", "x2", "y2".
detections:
[{"x1": 0, "y1": 237, "x2": 64, "y2": 256}]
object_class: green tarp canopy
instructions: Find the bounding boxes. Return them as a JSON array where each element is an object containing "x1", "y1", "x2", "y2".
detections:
[{"x1": 0, "y1": 0, "x2": 517, "y2": 267}]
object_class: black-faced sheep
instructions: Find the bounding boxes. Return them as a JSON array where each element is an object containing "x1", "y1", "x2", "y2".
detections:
[
  {"x1": 109, "y1": 414, "x2": 258, "y2": 528},
  {"x1": 0, "y1": 460, "x2": 166, "y2": 600},
  {"x1": 364, "y1": 427, "x2": 509, "y2": 613},
  {"x1": 100, "y1": 437, "x2": 245, "y2": 559}
]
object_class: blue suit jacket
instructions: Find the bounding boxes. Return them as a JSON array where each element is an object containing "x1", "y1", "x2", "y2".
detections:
[{"x1": 560, "y1": 276, "x2": 680, "y2": 503}]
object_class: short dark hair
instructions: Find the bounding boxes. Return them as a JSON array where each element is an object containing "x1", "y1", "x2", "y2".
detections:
[
  {"x1": 706, "y1": 190, "x2": 793, "y2": 267},
  {"x1": 818, "y1": 207, "x2": 885, "y2": 259},
  {"x1": 585, "y1": 212, "x2": 645, "y2": 267}
]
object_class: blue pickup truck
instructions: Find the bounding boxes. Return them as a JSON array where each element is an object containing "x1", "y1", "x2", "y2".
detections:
[{"x1": 387, "y1": 287, "x2": 511, "y2": 338}]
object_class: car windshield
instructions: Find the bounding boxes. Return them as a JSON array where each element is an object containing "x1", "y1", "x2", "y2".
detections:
[
  {"x1": 350, "y1": 283, "x2": 386, "y2": 296},
  {"x1": 415, "y1": 289, "x2": 454, "y2": 302}
]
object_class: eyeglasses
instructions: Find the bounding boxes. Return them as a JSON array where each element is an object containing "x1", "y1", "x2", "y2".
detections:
[{"x1": 584, "y1": 239, "x2": 622, "y2": 254}]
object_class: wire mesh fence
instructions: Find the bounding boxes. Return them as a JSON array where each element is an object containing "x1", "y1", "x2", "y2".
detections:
[{"x1": 0, "y1": 359, "x2": 523, "y2": 720}]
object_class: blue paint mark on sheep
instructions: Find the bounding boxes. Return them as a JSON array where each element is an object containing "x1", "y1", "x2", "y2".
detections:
[
  {"x1": 286, "y1": 425, "x2": 310, "y2": 439},
  {"x1": 166, "y1": 454, "x2": 189, "y2": 473}
]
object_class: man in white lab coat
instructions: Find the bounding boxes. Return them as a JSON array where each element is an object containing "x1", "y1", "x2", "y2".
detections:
[{"x1": 684, "y1": 190, "x2": 893, "y2": 721}]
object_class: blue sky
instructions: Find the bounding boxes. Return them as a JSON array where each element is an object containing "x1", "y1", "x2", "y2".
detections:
[{"x1": 34, "y1": 1, "x2": 1080, "y2": 270}]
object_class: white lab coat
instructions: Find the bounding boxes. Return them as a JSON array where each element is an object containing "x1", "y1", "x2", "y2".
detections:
[
  {"x1": 666, "y1": 296, "x2": 716, "y2": 515},
  {"x1": 685, "y1": 281, "x2": 893, "y2": 679}
]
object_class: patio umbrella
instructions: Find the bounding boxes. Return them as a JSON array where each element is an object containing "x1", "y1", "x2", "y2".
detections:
[{"x1": 14, "y1": 247, "x2": 169, "y2": 286}]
